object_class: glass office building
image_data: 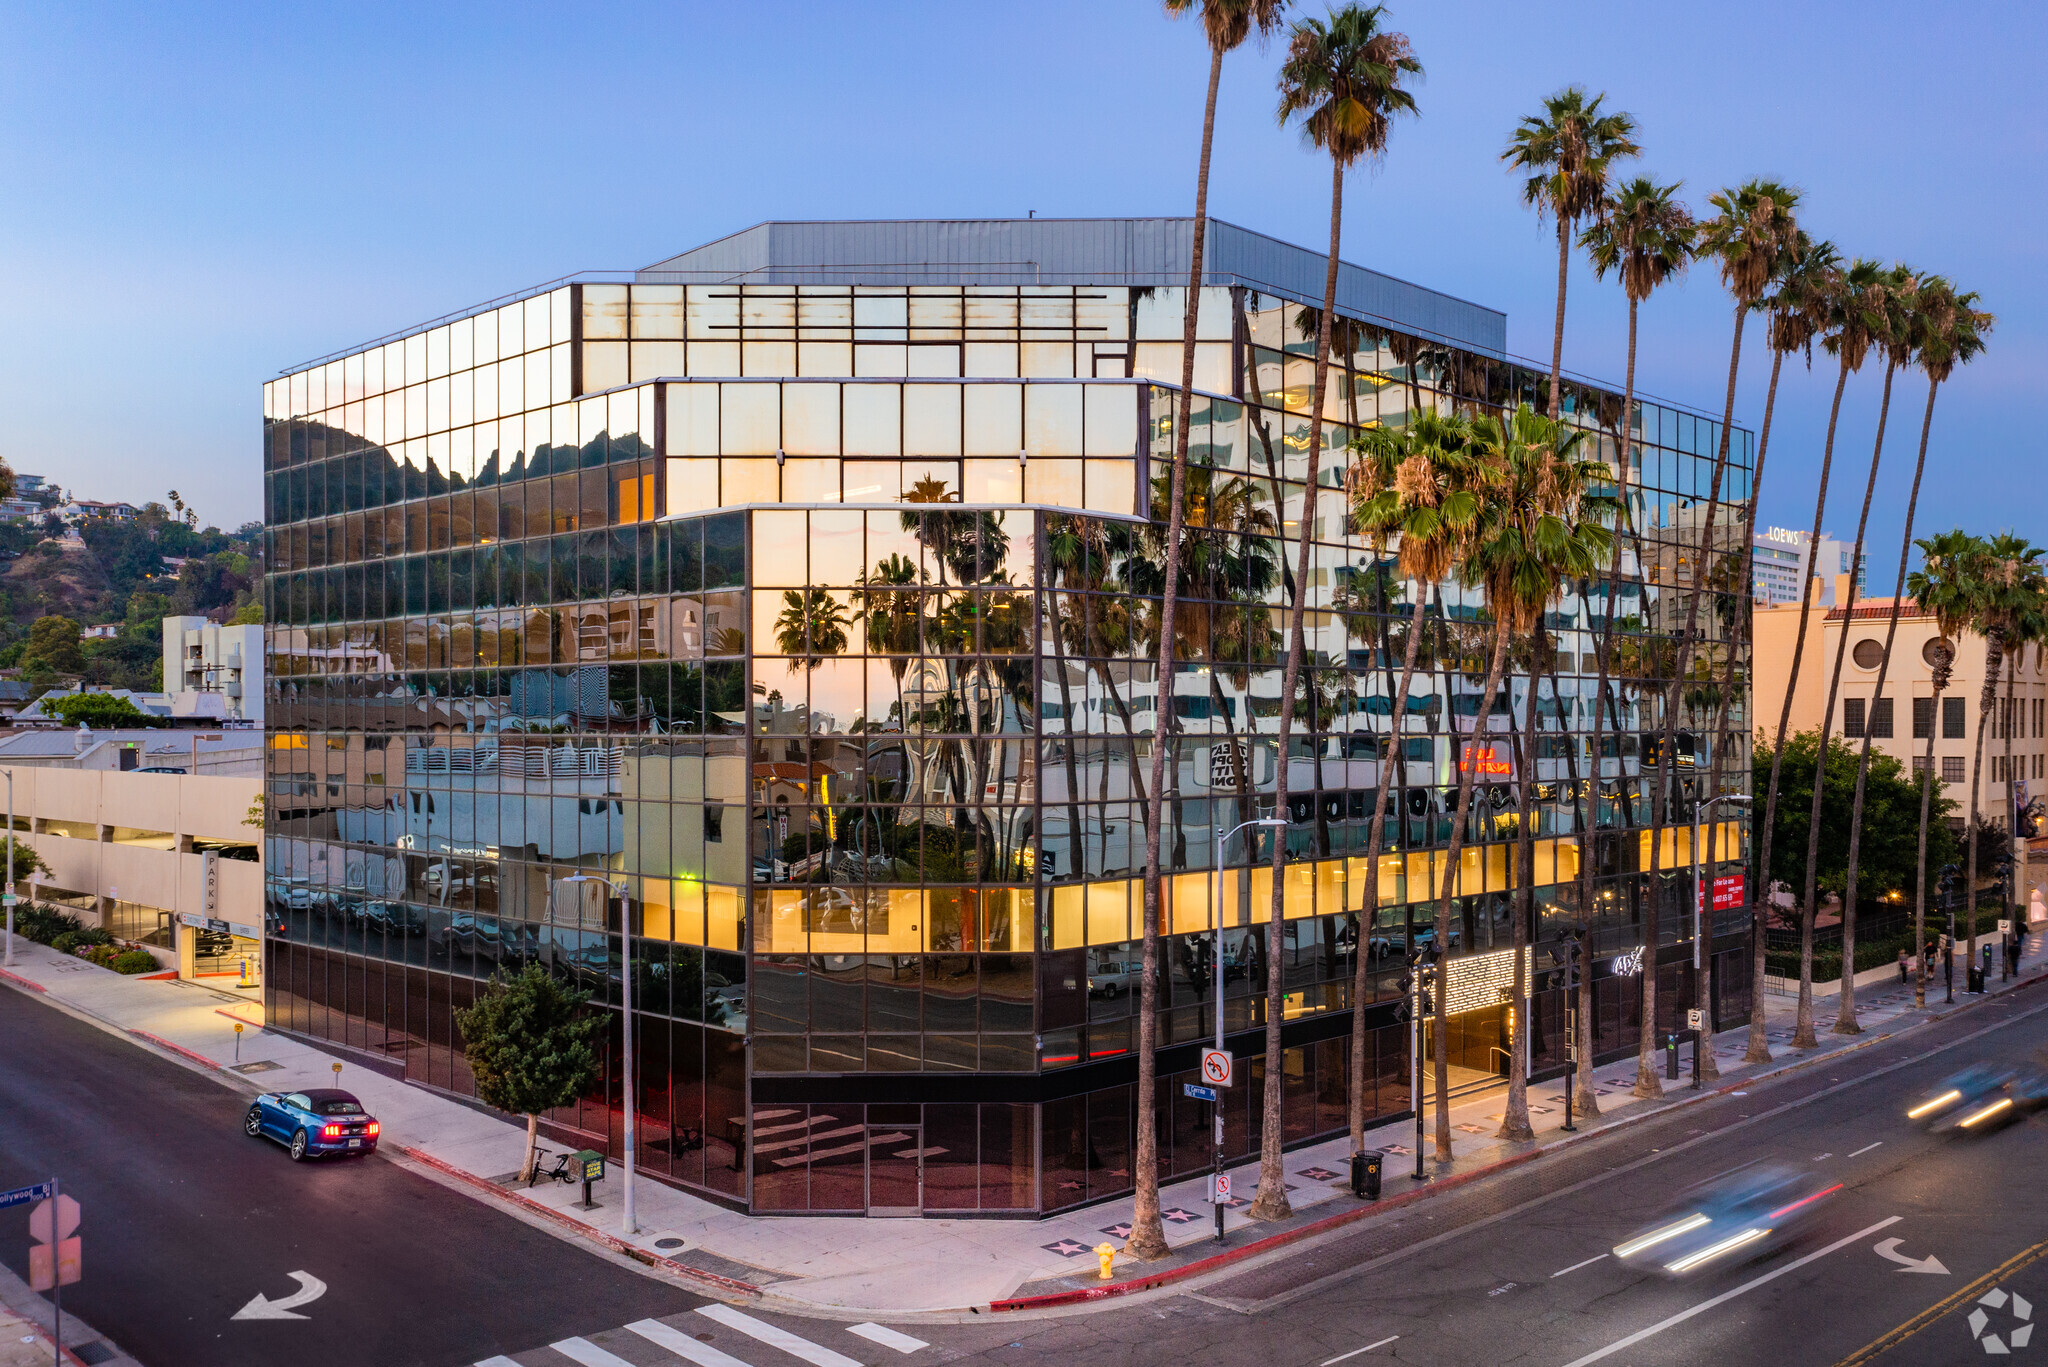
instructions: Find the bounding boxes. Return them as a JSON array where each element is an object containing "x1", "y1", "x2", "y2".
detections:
[{"x1": 263, "y1": 219, "x2": 1754, "y2": 1216}]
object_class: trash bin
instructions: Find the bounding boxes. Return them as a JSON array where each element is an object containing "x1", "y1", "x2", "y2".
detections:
[{"x1": 1351, "y1": 1149, "x2": 1383, "y2": 1200}]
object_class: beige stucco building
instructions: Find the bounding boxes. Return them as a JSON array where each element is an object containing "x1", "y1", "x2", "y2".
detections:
[{"x1": 1753, "y1": 574, "x2": 2048, "y2": 913}]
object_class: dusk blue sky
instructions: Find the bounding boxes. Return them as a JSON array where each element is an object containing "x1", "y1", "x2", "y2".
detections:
[{"x1": 1, "y1": 1, "x2": 2036, "y2": 590}]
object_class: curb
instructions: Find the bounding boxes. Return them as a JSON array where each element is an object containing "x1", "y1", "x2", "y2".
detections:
[
  {"x1": 125, "y1": 1029, "x2": 225, "y2": 1073},
  {"x1": 992, "y1": 1146, "x2": 1545, "y2": 1311},
  {"x1": 989, "y1": 969, "x2": 2048, "y2": 1313},
  {"x1": 395, "y1": 1145, "x2": 762, "y2": 1301},
  {"x1": 0, "y1": 967, "x2": 46, "y2": 993}
]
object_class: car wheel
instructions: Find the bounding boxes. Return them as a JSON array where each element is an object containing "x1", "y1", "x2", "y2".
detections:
[
  {"x1": 244, "y1": 1108, "x2": 263, "y2": 1138},
  {"x1": 289, "y1": 1129, "x2": 309, "y2": 1162}
]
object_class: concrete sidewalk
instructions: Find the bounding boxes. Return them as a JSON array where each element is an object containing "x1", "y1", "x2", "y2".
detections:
[{"x1": 3, "y1": 930, "x2": 2043, "y2": 1317}]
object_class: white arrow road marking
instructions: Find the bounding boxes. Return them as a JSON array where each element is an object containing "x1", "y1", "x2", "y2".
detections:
[
  {"x1": 695, "y1": 1305, "x2": 863, "y2": 1367},
  {"x1": 1874, "y1": 1237, "x2": 1950, "y2": 1274},
  {"x1": 1561, "y1": 1217, "x2": 1901, "y2": 1367},
  {"x1": 231, "y1": 1270, "x2": 326, "y2": 1321}
]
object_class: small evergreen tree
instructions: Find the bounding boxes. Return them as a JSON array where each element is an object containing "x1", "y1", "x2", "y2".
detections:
[{"x1": 454, "y1": 965, "x2": 603, "y2": 1183}]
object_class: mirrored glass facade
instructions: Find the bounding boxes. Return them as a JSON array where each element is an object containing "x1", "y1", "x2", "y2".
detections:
[{"x1": 264, "y1": 221, "x2": 1753, "y2": 1216}]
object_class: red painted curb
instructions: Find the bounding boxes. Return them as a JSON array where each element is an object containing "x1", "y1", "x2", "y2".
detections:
[
  {"x1": 991, "y1": 1146, "x2": 1545, "y2": 1312},
  {"x1": 396, "y1": 1144, "x2": 761, "y2": 1300},
  {"x1": 126, "y1": 1029, "x2": 224, "y2": 1072},
  {"x1": 0, "y1": 967, "x2": 47, "y2": 993}
]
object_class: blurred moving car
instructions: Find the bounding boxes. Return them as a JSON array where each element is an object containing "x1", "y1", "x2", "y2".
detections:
[
  {"x1": 244, "y1": 1089, "x2": 380, "y2": 1161},
  {"x1": 1612, "y1": 1163, "x2": 1841, "y2": 1276},
  {"x1": 1906, "y1": 1063, "x2": 2020, "y2": 1132}
]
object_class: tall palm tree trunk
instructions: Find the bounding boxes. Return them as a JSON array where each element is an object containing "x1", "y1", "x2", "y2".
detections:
[
  {"x1": 1433, "y1": 623, "x2": 1512, "y2": 1159},
  {"x1": 1965, "y1": 637, "x2": 2006, "y2": 976},
  {"x1": 1575, "y1": 293, "x2": 1649, "y2": 1113},
  {"x1": 1796, "y1": 360, "x2": 1894, "y2": 1045},
  {"x1": 1547, "y1": 217, "x2": 1570, "y2": 421},
  {"x1": 1351, "y1": 588, "x2": 1429, "y2": 1147},
  {"x1": 1907, "y1": 378, "x2": 1949, "y2": 1009},
  {"x1": 1837, "y1": 362, "x2": 1909, "y2": 1032},
  {"x1": 1252, "y1": 156, "x2": 1343, "y2": 1223},
  {"x1": 1702, "y1": 342, "x2": 1788, "y2": 1073},
  {"x1": 1752, "y1": 352, "x2": 1852, "y2": 1053},
  {"x1": 1129, "y1": 42, "x2": 1226, "y2": 1265},
  {"x1": 1497, "y1": 629, "x2": 1543, "y2": 1142},
  {"x1": 1636, "y1": 299, "x2": 1747, "y2": 1096}
]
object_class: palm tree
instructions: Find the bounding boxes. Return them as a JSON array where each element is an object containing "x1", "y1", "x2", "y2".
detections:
[
  {"x1": 1788, "y1": 258, "x2": 1891, "y2": 1048},
  {"x1": 1573, "y1": 175, "x2": 1692, "y2": 1111},
  {"x1": 1463, "y1": 408, "x2": 1617, "y2": 1142},
  {"x1": 1254, "y1": 0, "x2": 1419, "y2": 1221},
  {"x1": 1834, "y1": 265, "x2": 1923, "y2": 1035},
  {"x1": 1906, "y1": 530, "x2": 1990, "y2": 1005},
  {"x1": 1132, "y1": 0, "x2": 1290, "y2": 1263},
  {"x1": 1962, "y1": 535, "x2": 2044, "y2": 971},
  {"x1": 1636, "y1": 179, "x2": 1800, "y2": 1097},
  {"x1": 1345, "y1": 412, "x2": 1483, "y2": 1148},
  {"x1": 1503, "y1": 88, "x2": 1640, "y2": 421},
  {"x1": 771, "y1": 588, "x2": 851, "y2": 671}
]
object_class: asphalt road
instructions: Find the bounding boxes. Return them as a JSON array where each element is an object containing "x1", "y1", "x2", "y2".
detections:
[
  {"x1": 0, "y1": 989, "x2": 699, "y2": 1367},
  {"x1": 929, "y1": 985, "x2": 2048, "y2": 1367},
  {"x1": 6, "y1": 981, "x2": 2048, "y2": 1367}
]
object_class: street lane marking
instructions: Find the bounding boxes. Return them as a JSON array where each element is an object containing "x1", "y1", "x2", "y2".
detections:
[
  {"x1": 695, "y1": 1305, "x2": 863, "y2": 1367},
  {"x1": 550, "y1": 1339, "x2": 639, "y2": 1367},
  {"x1": 1848, "y1": 1142, "x2": 1883, "y2": 1158},
  {"x1": 1552, "y1": 1254, "x2": 1610, "y2": 1278},
  {"x1": 1561, "y1": 1217, "x2": 1901, "y2": 1367},
  {"x1": 1832, "y1": 1239, "x2": 2048, "y2": 1367},
  {"x1": 849, "y1": 1323, "x2": 929, "y2": 1353},
  {"x1": 1321, "y1": 1336, "x2": 1398, "y2": 1364},
  {"x1": 628, "y1": 1318, "x2": 754, "y2": 1367},
  {"x1": 475, "y1": 1359, "x2": 521, "y2": 1367}
]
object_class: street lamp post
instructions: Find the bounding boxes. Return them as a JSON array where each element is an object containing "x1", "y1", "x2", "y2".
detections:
[
  {"x1": 1691, "y1": 793, "x2": 1751, "y2": 1088},
  {"x1": 554, "y1": 873, "x2": 638, "y2": 1237},
  {"x1": 1212, "y1": 816, "x2": 1283, "y2": 1245}
]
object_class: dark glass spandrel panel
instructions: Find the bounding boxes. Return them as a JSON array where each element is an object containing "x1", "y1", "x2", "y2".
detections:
[
  {"x1": 979, "y1": 1103, "x2": 1035, "y2": 1210},
  {"x1": 1041, "y1": 1096, "x2": 1086, "y2": 1211},
  {"x1": 922, "y1": 1104, "x2": 978, "y2": 1211}
]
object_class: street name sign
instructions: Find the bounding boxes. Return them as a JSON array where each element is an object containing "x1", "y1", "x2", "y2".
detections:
[
  {"x1": 0, "y1": 1183, "x2": 51, "y2": 1210},
  {"x1": 1184, "y1": 1083, "x2": 1217, "y2": 1102}
]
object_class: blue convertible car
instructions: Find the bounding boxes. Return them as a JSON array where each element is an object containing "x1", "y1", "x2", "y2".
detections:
[{"x1": 244, "y1": 1088, "x2": 380, "y2": 1161}]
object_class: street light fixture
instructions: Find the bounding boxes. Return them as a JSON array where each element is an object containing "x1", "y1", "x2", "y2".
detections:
[
  {"x1": 554, "y1": 872, "x2": 637, "y2": 1237},
  {"x1": 1210, "y1": 816, "x2": 1284, "y2": 1244},
  {"x1": 1690, "y1": 793, "x2": 1750, "y2": 1089}
]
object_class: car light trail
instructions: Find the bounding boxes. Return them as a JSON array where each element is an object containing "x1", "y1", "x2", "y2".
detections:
[
  {"x1": 1958, "y1": 1098, "x2": 2013, "y2": 1128},
  {"x1": 1907, "y1": 1089, "x2": 1960, "y2": 1119},
  {"x1": 1614, "y1": 1213, "x2": 1710, "y2": 1258},
  {"x1": 1666, "y1": 1227, "x2": 1769, "y2": 1273},
  {"x1": 1766, "y1": 1183, "x2": 1843, "y2": 1221}
]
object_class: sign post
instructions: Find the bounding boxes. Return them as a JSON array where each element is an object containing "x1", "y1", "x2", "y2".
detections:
[{"x1": 26, "y1": 1178, "x2": 79, "y2": 1367}]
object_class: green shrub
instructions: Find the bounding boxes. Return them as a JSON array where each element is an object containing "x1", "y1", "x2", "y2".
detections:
[
  {"x1": 49, "y1": 931, "x2": 78, "y2": 954},
  {"x1": 13, "y1": 905, "x2": 82, "y2": 946},
  {"x1": 80, "y1": 944, "x2": 119, "y2": 967},
  {"x1": 110, "y1": 949, "x2": 158, "y2": 974}
]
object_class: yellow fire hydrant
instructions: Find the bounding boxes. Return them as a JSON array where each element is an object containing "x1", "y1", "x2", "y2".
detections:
[{"x1": 1093, "y1": 1243, "x2": 1116, "y2": 1281}]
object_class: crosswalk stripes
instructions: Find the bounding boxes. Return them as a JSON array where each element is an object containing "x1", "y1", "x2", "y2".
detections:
[
  {"x1": 550, "y1": 1339, "x2": 638, "y2": 1367},
  {"x1": 846, "y1": 1324, "x2": 929, "y2": 1355},
  {"x1": 627, "y1": 1318, "x2": 754, "y2": 1367},
  {"x1": 474, "y1": 1306, "x2": 931, "y2": 1367},
  {"x1": 695, "y1": 1305, "x2": 865, "y2": 1367}
]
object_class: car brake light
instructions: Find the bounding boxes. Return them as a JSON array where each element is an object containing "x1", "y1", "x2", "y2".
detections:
[
  {"x1": 365, "y1": 1122, "x2": 380, "y2": 1136},
  {"x1": 323, "y1": 1124, "x2": 342, "y2": 1138}
]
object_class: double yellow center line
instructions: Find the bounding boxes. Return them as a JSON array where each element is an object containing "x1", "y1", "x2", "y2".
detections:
[{"x1": 1832, "y1": 1238, "x2": 2048, "y2": 1366}]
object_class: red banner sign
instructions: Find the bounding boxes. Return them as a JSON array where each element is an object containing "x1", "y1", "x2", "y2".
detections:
[{"x1": 1458, "y1": 742, "x2": 1513, "y2": 777}]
